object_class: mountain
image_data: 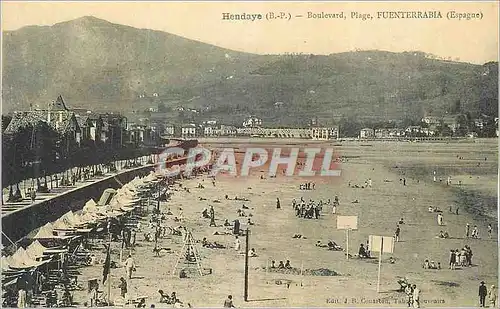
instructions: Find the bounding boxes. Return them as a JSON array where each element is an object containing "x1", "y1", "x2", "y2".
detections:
[{"x1": 2, "y1": 16, "x2": 498, "y2": 125}]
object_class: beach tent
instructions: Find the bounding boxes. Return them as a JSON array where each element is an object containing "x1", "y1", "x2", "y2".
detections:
[
  {"x1": 52, "y1": 218, "x2": 73, "y2": 230},
  {"x1": 98, "y1": 188, "x2": 117, "y2": 206},
  {"x1": 7, "y1": 247, "x2": 47, "y2": 268},
  {"x1": 60, "y1": 211, "x2": 82, "y2": 226},
  {"x1": 32, "y1": 223, "x2": 55, "y2": 239},
  {"x1": 83, "y1": 199, "x2": 99, "y2": 213},
  {"x1": 25, "y1": 240, "x2": 67, "y2": 260},
  {"x1": 25, "y1": 241, "x2": 48, "y2": 260},
  {"x1": 31, "y1": 222, "x2": 74, "y2": 240}
]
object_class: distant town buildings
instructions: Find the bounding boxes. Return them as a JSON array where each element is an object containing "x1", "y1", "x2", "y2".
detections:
[
  {"x1": 360, "y1": 128, "x2": 375, "y2": 138},
  {"x1": 5, "y1": 96, "x2": 497, "y2": 143}
]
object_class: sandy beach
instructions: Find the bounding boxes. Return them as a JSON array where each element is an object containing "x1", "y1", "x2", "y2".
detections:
[{"x1": 73, "y1": 138, "x2": 498, "y2": 307}]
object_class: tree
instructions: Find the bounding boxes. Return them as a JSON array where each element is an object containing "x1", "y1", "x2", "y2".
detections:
[
  {"x1": 454, "y1": 115, "x2": 469, "y2": 137},
  {"x1": 436, "y1": 121, "x2": 452, "y2": 137}
]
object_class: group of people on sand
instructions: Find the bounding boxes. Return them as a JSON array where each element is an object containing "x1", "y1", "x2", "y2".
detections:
[
  {"x1": 158, "y1": 290, "x2": 189, "y2": 307},
  {"x1": 465, "y1": 223, "x2": 481, "y2": 239},
  {"x1": 299, "y1": 182, "x2": 316, "y2": 190},
  {"x1": 448, "y1": 245, "x2": 474, "y2": 269},
  {"x1": 422, "y1": 259, "x2": 441, "y2": 270},
  {"x1": 316, "y1": 240, "x2": 343, "y2": 251},
  {"x1": 348, "y1": 178, "x2": 372, "y2": 188},
  {"x1": 270, "y1": 260, "x2": 293, "y2": 269},
  {"x1": 291, "y1": 196, "x2": 339, "y2": 219}
]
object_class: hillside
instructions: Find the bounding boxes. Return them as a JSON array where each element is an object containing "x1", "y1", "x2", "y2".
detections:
[{"x1": 2, "y1": 16, "x2": 498, "y2": 125}]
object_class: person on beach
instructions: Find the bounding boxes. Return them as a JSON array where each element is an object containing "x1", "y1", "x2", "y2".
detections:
[
  {"x1": 125, "y1": 255, "x2": 135, "y2": 279},
  {"x1": 488, "y1": 285, "x2": 497, "y2": 307},
  {"x1": 466, "y1": 223, "x2": 470, "y2": 238},
  {"x1": 471, "y1": 226, "x2": 479, "y2": 239},
  {"x1": 479, "y1": 281, "x2": 487, "y2": 307},
  {"x1": 118, "y1": 277, "x2": 127, "y2": 299},
  {"x1": 488, "y1": 224, "x2": 492, "y2": 238},
  {"x1": 234, "y1": 236, "x2": 240, "y2": 251},
  {"x1": 449, "y1": 249, "x2": 457, "y2": 270},
  {"x1": 395, "y1": 225, "x2": 401, "y2": 242},
  {"x1": 412, "y1": 284, "x2": 420, "y2": 308},
  {"x1": 276, "y1": 198, "x2": 281, "y2": 209},
  {"x1": 437, "y1": 213, "x2": 443, "y2": 226},
  {"x1": 224, "y1": 295, "x2": 235, "y2": 308},
  {"x1": 30, "y1": 188, "x2": 36, "y2": 203},
  {"x1": 405, "y1": 283, "x2": 413, "y2": 307},
  {"x1": 209, "y1": 206, "x2": 216, "y2": 227}
]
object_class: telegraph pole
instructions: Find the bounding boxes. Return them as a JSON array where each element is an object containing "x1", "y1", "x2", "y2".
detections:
[
  {"x1": 157, "y1": 180, "x2": 161, "y2": 212},
  {"x1": 244, "y1": 228, "x2": 250, "y2": 302}
]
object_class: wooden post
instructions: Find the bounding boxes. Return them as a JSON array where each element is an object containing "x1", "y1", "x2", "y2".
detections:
[
  {"x1": 346, "y1": 229, "x2": 349, "y2": 260},
  {"x1": 300, "y1": 261, "x2": 304, "y2": 286},
  {"x1": 244, "y1": 228, "x2": 249, "y2": 302},
  {"x1": 107, "y1": 226, "x2": 112, "y2": 304},
  {"x1": 157, "y1": 181, "x2": 161, "y2": 212},
  {"x1": 377, "y1": 238, "x2": 383, "y2": 293}
]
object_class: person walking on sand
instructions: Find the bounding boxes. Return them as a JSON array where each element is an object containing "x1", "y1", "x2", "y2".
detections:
[
  {"x1": 466, "y1": 223, "x2": 470, "y2": 238},
  {"x1": 437, "y1": 213, "x2": 443, "y2": 226},
  {"x1": 479, "y1": 281, "x2": 488, "y2": 307},
  {"x1": 118, "y1": 277, "x2": 127, "y2": 299},
  {"x1": 234, "y1": 236, "x2": 241, "y2": 252},
  {"x1": 488, "y1": 284, "x2": 497, "y2": 307},
  {"x1": 449, "y1": 249, "x2": 456, "y2": 270},
  {"x1": 412, "y1": 284, "x2": 420, "y2": 308},
  {"x1": 276, "y1": 198, "x2": 281, "y2": 209},
  {"x1": 471, "y1": 225, "x2": 479, "y2": 239},
  {"x1": 433, "y1": 170, "x2": 436, "y2": 182},
  {"x1": 125, "y1": 255, "x2": 135, "y2": 279},
  {"x1": 394, "y1": 225, "x2": 401, "y2": 242},
  {"x1": 405, "y1": 284, "x2": 413, "y2": 307},
  {"x1": 17, "y1": 288, "x2": 27, "y2": 308},
  {"x1": 487, "y1": 224, "x2": 492, "y2": 239},
  {"x1": 209, "y1": 206, "x2": 216, "y2": 227}
]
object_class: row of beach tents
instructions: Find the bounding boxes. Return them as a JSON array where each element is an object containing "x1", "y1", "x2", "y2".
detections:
[{"x1": 1, "y1": 171, "x2": 162, "y2": 287}]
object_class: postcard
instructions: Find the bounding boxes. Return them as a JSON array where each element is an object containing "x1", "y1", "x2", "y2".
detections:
[{"x1": 1, "y1": 1, "x2": 498, "y2": 308}]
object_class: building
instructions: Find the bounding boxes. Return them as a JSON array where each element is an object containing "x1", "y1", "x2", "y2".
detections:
[
  {"x1": 495, "y1": 118, "x2": 499, "y2": 137},
  {"x1": 162, "y1": 124, "x2": 176, "y2": 137},
  {"x1": 421, "y1": 116, "x2": 440, "y2": 125},
  {"x1": 311, "y1": 127, "x2": 339, "y2": 140},
  {"x1": 127, "y1": 123, "x2": 146, "y2": 144},
  {"x1": 474, "y1": 118, "x2": 485, "y2": 130},
  {"x1": 442, "y1": 116, "x2": 459, "y2": 133},
  {"x1": 220, "y1": 125, "x2": 237, "y2": 136},
  {"x1": 204, "y1": 125, "x2": 217, "y2": 137},
  {"x1": 387, "y1": 128, "x2": 405, "y2": 137},
  {"x1": 243, "y1": 116, "x2": 262, "y2": 128},
  {"x1": 374, "y1": 128, "x2": 390, "y2": 138},
  {"x1": 422, "y1": 115, "x2": 460, "y2": 133},
  {"x1": 6, "y1": 96, "x2": 82, "y2": 146},
  {"x1": 360, "y1": 128, "x2": 374, "y2": 138},
  {"x1": 181, "y1": 124, "x2": 197, "y2": 138}
]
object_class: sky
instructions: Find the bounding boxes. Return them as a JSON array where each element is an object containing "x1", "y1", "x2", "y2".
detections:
[{"x1": 2, "y1": 1, "x2": 499, "y2": 64}]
